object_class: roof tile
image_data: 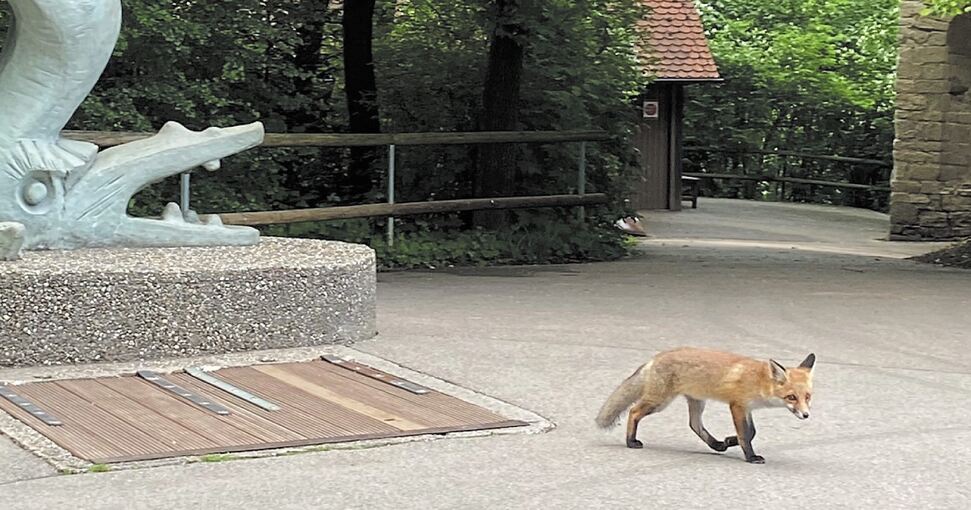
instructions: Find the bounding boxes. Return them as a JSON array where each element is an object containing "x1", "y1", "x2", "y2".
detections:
[{"x1": 638, "y1": 0, "x2": 720, "y2": 80}]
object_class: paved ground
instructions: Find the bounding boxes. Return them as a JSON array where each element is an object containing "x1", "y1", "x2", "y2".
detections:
[
  {"x1": 3, "y1": 198, "x2": 971, "y2": 509},
  {"x1": 641, "y1": 198, "x2": 950, "y2": 258}
]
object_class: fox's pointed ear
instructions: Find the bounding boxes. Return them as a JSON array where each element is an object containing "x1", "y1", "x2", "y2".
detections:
[
  {"x1": 799, "y1": 353, "x2": 816, "y2": 372},
  {"x1": 769, "y1": 359, "x2": 787, "y2": 383}
]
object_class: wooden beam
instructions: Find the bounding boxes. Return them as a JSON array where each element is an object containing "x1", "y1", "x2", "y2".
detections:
[
  {"x1": 63, "y1": 130, "x2": 611, "y2": 148},
  {"x1": 683, "y1": 172, "x2": 891, "y2": 192},
  {"x1": 219, "y1": 193, "x2": 608, "y2": 226}
]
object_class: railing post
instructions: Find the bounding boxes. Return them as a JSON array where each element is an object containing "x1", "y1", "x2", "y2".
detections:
[
  {"x1": 577, "y1": 141, "x2": 587, "y2": 221},
  {"x1": 387, "y1": 144, "x2": 396, "y2": 247},
  {"x1": 180, "y1": 172, "x2": 191, "y2": 216}
]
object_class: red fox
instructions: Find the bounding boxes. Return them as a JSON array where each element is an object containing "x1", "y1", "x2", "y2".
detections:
[{"x1": 595, "y1": 347, "x2": 815, "y2": 464}]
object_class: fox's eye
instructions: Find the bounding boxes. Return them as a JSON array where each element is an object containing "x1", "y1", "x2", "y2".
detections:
[
  {"x1": 785, "y1": 394, "x2": 797, "y2": 401},
  {"x1": 806, "y1": 394, "x2": 812, "y2": 401}
]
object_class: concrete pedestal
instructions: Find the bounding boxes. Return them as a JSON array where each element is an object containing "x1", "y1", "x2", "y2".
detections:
[{"x1": 0, "y1": 238, "x2": 376, "y2": 367}]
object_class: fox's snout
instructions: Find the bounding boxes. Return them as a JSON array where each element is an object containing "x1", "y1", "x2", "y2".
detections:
[{"x1": 789, "y1": 407, "x2": 810, "y2": 420}]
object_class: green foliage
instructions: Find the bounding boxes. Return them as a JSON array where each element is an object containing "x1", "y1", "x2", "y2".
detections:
[
  {"x1": 923, "y1": 0, "x2": 971, "y2": 16},
  {"x1": 87, "y1": 464, "x2": 111, "y2": 473},
  {"x1": 354, "y1": 0, "x2": 648, "y2": 265},
  {"x1": 687, "y1": 0, "x2": 899, "y2": 210},
  {"x1": 0, "y1": 1, "x2": 644, "y2": 266},
  {"x1": 198, "y1": 453, "x2": 236, "y2": 463},
  {"x1": 0, "y1": 1, "x2": 346, "y2": 216},
  {"x1": 374, "y1": 223, "x2": 630, "y2": 270},
  {"x1": 373, "y1": 0, "x2": 646, "y2": 215},
  {"x1": 269, "y1": 214, "x2": 632, "y2": 269}
]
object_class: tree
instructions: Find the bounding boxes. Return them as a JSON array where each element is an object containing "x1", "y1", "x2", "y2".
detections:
[
  {"x1": 685, "y1": 0, "x2": 899, "y2": 209},
  {"x1": 373, "y1": 0, "x2": 647, "y2": 212},
  {"x1": 343, "y1": 0, "x2": 381, "y2": 201},
  {"x1": 924, "y1": 0, "x2": 971, "y2": 16},
  {"x1": 472, "y1": 0, "x2": 529, "y2": 228}
]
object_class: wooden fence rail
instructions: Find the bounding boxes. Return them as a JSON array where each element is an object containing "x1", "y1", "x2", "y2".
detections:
[
  {"x1": 61, "y1": 128, "x2": 611, "y2": 242},
  {"x1": 683, "y1": 172, "x2": 891, "y2": 192},
  {"x1": 64, "y1": 130, "x2": 611, "y2": 148},
  {"x1": 220, "y1": 193, "x2": 608, "y2": 226},
  {"x1": 683, "y1": 146, "x2": 891, "y2": 167}
]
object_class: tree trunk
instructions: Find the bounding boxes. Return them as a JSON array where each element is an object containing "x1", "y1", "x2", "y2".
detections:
[
  {"x1": 342, "y1": 0, "x2": 380, "y2": 202},
  {"x1": 290, "y1": 2, "x2": 331, "y2": 132},
  {"x1": 473, "y1": 0, "x2": 527, "y2": 228},
  {"x1": 280, "y1": 2, "x2": 333, "y2": 198}
]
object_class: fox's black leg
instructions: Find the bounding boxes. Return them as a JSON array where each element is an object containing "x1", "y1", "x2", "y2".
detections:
[
  {"x1": 723, "y1": 413, "x2": 754, "y2": 448},
  {"x1": 625, "y1": 401, "x2": 654, "y2": 448},
  {"x1": 687, "y1": 397, "x2": 732, "y2": 452},
  {"x1": 730, "y1": 403, "x2": 763, "y2": 464},
  {"x1": 626, "y1": 397, "x2": 672, "y2": 448}
]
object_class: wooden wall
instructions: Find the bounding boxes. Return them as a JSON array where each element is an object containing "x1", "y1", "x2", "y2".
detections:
[{"x1": 632, "y1": 83, "x2": 684, "y2": 210}]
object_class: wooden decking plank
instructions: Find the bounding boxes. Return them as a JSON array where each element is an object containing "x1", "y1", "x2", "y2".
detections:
[
  {"x1": 98, "y1": 377, "x2": 264, "y2": 446},
  {"x1": 290, "y1": 363, "x2": 463, "y2": 428},
  {"x1": 56, "y1": 379, "x2": 218, "y2": 451},
  {"x1": 184, "y1": 368, "x2": 281, "y2": 411},
  {"x1": 15, "y1": 382, "x2": 173, "y2": 460},
  {"x1": 0, "y1": 360, "x2": 527, "y2": 464},
  {"x1": 168, "y1": 373, "x2": 305, "y2": 442},
  {"x1": 312, "y1": 361, "x2": 511, "y2": 425},
  {"x1": 92, "y1": 422, "x2": 527, "y2": 464},
  {"x1": 137, "y1": 371, "x2": 231, "y2": 416},
  {"x1": 217, "y1": 366, "x2": 401, "y2": 436},
  {"x1": 0, "y1": 389, "x2": 123, "y2": 461},
  {"x1": 254, "y1": 364, "x2": 427, "y2": 431},
  {"x1": 321, "y1": 355, "x2": 430, "y2": 394},
  {"x1": 0, "y1": 385, "x2": 63, "y2": 426}
]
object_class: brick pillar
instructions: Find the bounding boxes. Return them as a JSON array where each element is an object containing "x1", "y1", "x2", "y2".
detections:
[{"x1": 891, "y1": 3, "x2": 971, "y2": 240}]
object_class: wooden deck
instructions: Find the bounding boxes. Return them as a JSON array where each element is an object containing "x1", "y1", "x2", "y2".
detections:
[{"x1": 0, "y1": 359, "x2": 525, "y2": 463}]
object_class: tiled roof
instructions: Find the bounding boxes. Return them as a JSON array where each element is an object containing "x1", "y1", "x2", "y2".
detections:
[{"x1": 638, "y1": 0, "x2": 720, "y2": 81}]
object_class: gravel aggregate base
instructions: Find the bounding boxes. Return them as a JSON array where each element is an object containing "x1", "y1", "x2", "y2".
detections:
[{"x1": 0, "y1": 237, "x2": 376, "y2": 367}]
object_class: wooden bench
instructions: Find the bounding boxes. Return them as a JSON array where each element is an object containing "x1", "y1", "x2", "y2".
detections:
[{"x1": 681, "y1": 175, "x2": 700, "y2": 209}]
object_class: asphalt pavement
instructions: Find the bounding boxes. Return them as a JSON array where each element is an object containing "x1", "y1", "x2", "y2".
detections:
[{"x1": 2, "y1": 198, "x2": 969, "y2": 509}]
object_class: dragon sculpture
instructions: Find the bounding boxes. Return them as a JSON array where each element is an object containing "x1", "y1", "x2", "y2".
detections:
[{"x1": 0, "y1": 0, "x2": 264, "y2": 260}]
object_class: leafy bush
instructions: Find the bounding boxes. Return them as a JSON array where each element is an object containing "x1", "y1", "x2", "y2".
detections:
[
  {"x1": 0, "y1": 1, "x2": 646, "y2": 266},
  {"x1": 686, "y1": 0, "x2": 899, "y2": 211},
  {"x1": 269, "y1": 214, "x2": 632, "y2": 269}
]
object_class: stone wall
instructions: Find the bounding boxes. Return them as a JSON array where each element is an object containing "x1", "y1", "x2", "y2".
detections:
[{"x1": 891, "y1": 2, "x2": 971, "y2": 240}]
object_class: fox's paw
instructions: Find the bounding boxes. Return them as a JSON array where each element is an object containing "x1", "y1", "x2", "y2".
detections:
[
  {"x1": 709, "y1": 441, "x2": 729, "y2": 452},
  {"x1": 626, "y1": 439, "x2": 644, "y2": 449},
  {"x1": 723, "y1": 436, "x2": 739, "y2": 448},
  {"x1": 745, "y1": 455, "x2": 765, "y2": 464}
]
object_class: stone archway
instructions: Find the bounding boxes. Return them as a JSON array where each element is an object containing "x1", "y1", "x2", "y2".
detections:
[{"x1": 891, "y1": 5, "x2": 971, "y2": 240}]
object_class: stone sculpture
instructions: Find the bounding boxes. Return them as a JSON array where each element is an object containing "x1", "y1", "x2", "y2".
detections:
[{"x1": 0, "y1": 0, "x2": 264, "y2": 259}]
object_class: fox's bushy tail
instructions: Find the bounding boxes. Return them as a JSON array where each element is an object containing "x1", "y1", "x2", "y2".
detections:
[{"x1": 595, "y1": 362, "x2": 649, "y2": 428}]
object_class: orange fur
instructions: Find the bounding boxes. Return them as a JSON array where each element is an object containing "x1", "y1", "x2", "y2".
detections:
[{"x1": 596, "y1": 347, "x2": 815, "y2": 463}]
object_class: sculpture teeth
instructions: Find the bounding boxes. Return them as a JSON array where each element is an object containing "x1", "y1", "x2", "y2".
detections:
[
  {"x1": 202, "y1": 214, "x2": 224, "y2": 226},
  {"x1": 183, "y1": 209, "x2": 201, "y2": 224},
  {"x1": 202, "y1": 159, "x2": 221, "y2": 171},
  {"x1": 161, "y1": 202, "x2": 184, "y2": 222}
]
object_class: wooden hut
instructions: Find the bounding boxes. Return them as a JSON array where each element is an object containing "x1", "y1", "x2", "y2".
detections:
[{"x1": 633, "y1": 0, "x2": 721, "y2": 210}]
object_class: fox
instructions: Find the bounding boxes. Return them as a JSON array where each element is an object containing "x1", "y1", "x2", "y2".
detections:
[{"x1": 595, "y1": 347, "x2": 815, "y2": 464}]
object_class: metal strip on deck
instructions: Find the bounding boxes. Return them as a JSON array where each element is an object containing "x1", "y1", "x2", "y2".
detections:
[
  {"x1": 0, "y1": 385, "x2": 63, "y2": 426},
  {"x1": 322, "y1": 355, "x2": 430, "y2": 394},
  {"x1": 137, "y1": 370, "x2": 231, "y2": 416},
  {"x1": 0, "y1": 360, "x2": 528, "y2": 464},
  {"x1": 186, "y1": 367, "x2": 281, "y2": 411}
]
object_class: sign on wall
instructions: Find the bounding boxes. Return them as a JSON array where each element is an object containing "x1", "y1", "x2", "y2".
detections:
[{"x1": 642, "y1": 100, "x2": 659, "y2": 119}]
